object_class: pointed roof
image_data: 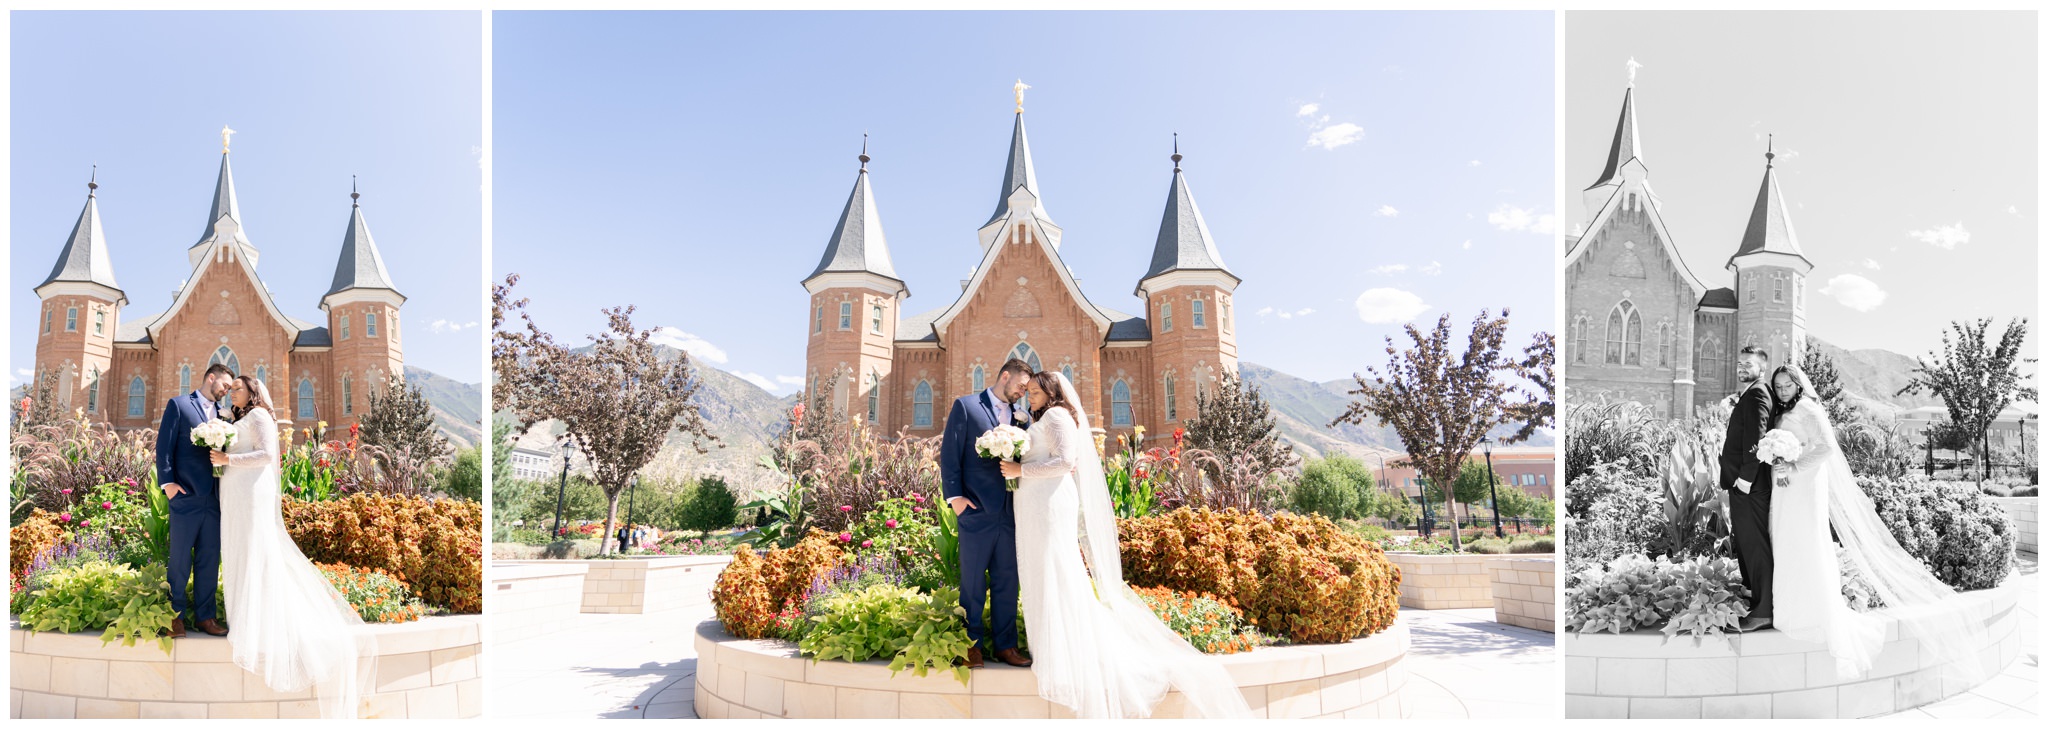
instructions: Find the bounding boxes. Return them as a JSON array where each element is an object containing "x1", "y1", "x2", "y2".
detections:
[
  {"x1": 1728, "y1": 137, "x2": 1810, "y2": 268},
  {"x1": 1139, "y1": 140, "x2": 1237, "y2": 288},
  {"x1": 324, "y1": 181, "x2": 403, "y2": 302},
  {"x1": 804, "y1": 141, "x2": 902, "y2": 287},
  {"x1": 983, "y1": 112, "x2": 1048, "y2": 227},
  {"x1": 193, "y1": 152, "x2": 244, "y2": 248},
  {"x1": 1587, "y1": 88, "x2": 1643, "y2": 190},
  {"x1": 36, "y1": 175, "x2": 126, "y2": 303}
]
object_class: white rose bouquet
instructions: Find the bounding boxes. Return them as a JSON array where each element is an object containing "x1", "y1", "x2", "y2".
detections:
[
  {"x1": 1753, "y1": 428, "x2": 1803, "y2": 489},
  {"x1": 976, "y1": 424, "x2": 1030, "y2": 491},
  {"x1": 191, "y1": 419, "x2": 238, "y2": 477}
]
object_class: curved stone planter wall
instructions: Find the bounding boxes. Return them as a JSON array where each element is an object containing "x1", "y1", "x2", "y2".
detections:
[
  {"x1": 9, "y1": 614, "x2": 482, "y2": 719},
  {"x1": 1990, "y1": 497, "x2": 2038, "y2": 555},
  {"x1": 1387, "y1": 552, "x2": 1535, "y2": 609},
  {"x1": 1487, "y1": 558, "x2": 1556, "y2": 633},
  {"x1": 496, "y1": 556, "x2": 729, "y2": 615},
  {"x1": 692, "y1": 619, "x2": 1409, "y2": 719},
  {"x1": 488, "y1": 563, "x2": 590, "y2": 644},
  {"x1": 1564, "y1": 585, "x2": 2021, "y2": 719}
]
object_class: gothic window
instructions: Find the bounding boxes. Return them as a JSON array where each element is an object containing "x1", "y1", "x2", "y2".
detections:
[
  {"x1": 367, "y1": 312, "x2": 379, "y2": 337},
  {"x1": 297, "y1": 379, "x2": 316, "y2": 420},
  {"x1": 1611, "y1": 248, "x2": 1646, "y2": 278},
  {"x1": 179, "y1": 365, "x2": 192, "y2": 393},
  {"x1": 254, "y1": 366, "x2": 267, "y2": 387},
  {"x1": 971, "y1": 365, "x2": 986, "y2": 393},
  {"x1": 1658, "y1": 322, "x2": 1673, "y2": 368},
  {"x1": 1572, "y1": 316, "x2": 1588, "y2": 364},
  {"x1": 867, "y1": 370, "x2": 881, "y2": 424},
  {"x1": 343, "y1": 377, "x2": 355, "y2": 416},
  {"x1": 1161, "y1": 303, "x2": 1174, "y2": 333},
  {"x1": 913, "y1": 381, "x2": 934, "y2": 428},
  {"x1": 1112, "y1": 380, "x2": 1133, "y2": 426},
  {"x1": 839, "y1": 302, "x2": 852, "y2": 330},
  {"x1": 209, "y1": 346, "x2": 240, "y2": 375},
  {"x1": 1061, "y1": 364, "x2": 1076, "y2": 386},
  {"x1": 1699, "y1": 331, "x2": 1725, "y2": 385},
  {"x1": 128, "y1": 376, "x2": 146, "y2": 417},
  {"x1": 341, "y1": 314, "x2": 352, "y2": 340},
  {"x1": 1009, "y1": 343, "x2": 1041, "y2": 372},
  {"x1": 1165, "y1": 375, "x2": 1178, "y2": 421},
  {"x1": 1605, "y1": 301, "x2": 1642, "y2": 365},
  {"x1": 871, "y1": 304, "x2": 884, "y2": 334},
  {"x1": 814, "y1": 306, "x2": 823, "y2": 333},
  {"x1": 94, "y1": 310, "x2": 106, "y2": 336},
  {"x1": 1192, "y1": 300, "x2": 1207, "y2": 328},
  {"x1": 66, "y1": 307, "x2": 78, "y2": 332},
  {"x1": 86, "y1": 368, "x2": 100, "y2": 413}
]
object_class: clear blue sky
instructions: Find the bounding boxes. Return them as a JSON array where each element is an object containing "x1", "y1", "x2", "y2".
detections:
[
  {"x1": 494, "y1": 11, "x2": 1556, "y2": 395},
  {"x1": 10, "y1": 11, "x2": 484, "y2": 383},
  {"x1": 1566, "y1": 11, "x2": 2036, "y2": 367}
]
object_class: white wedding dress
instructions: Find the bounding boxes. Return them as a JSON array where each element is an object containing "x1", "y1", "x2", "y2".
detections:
[
  {"x1": 1012, "y1": 373, "x2": 1248, "y2": 719},
  {"x1": 1769, "y1": 371, "x2": 1993, "y2": 682},
  {"x1": 221, "y1": 406, "x2": 371, "y2": 719}
]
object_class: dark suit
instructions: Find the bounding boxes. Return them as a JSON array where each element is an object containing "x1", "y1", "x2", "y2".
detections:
[
  {"x1": 155, "y1": 390, "x2": 224, "y2": 624},
  {"x1": 1719, "y1": 381, "x2": 1775, "y2": 620},
  {"x1": 939, "y1": 390, "x2": 1029, "y2": 653}
]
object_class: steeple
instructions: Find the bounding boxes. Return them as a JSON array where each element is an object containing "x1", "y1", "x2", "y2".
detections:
[
  {"x1": 322, "y1": 179, "x2": 405, "y2": 307},
  {"x1": 188, "y1": 129, "x2": 257, "y2": 268},
  {"x1": 1587, "y1": 87, "x2": 1643, "y2": 191},
  {"x1": 1137, "y1": 136, "x2": 1238, "y2": 294},
  {"x1": 35, "y1": 170, "x2": 127, "y2": 305},
  {"x1": 1727, "y1": 135, "x2": 1811, "y2": 270},
  {"x1": 803, "y1": 138, "x2": 904, "y2": 293},
  {"x1": 982, "y1": 102, "x2": 1050, "y2": 229}
]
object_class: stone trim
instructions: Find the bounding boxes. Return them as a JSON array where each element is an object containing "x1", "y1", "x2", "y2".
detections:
[
  {"x1": 1487, "y1": 558, "x2": 1557, "y2": 633},
  {"x1": 495, "y1": 556, "x2": 728, "y2": 615},
  {"x1": 1990, "y1": 497, "x2": 2037, "y2": 556},
  {"x1": 1387, "y1": 552, "x2": 1544, "y2": 609}
]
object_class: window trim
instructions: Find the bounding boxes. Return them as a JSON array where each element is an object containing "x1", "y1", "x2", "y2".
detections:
[
  {"x1": 839, "y1": 302, "x2": 852, "y2": 331},
  {"x1": 1192, "y1": 299, "x2": 1207, "y2": 329}
]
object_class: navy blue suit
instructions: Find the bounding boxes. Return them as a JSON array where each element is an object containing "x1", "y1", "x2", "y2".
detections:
[
  {"x1": 939, "y1": 390, "x2": 1029, "y2": 653},
  {"x1": 155, "y1": 390, "x2": 224, "y2": 624}
]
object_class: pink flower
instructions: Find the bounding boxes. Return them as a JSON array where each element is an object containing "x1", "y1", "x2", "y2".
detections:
[
  {"x1": 101, "y1": 502, "x2": 113, "y2": 510},
  {"x1": 126, "y1": 490, "x2": 138, "y2": 497},
  {"x1": 913, "y1": 506, "x2": 925, "y2": 513},
  {"x1": 840, "y1": 505, "x2": 853, "y2": 512},
  {"x1": 61, "y1": 489, "x2": 72, "y2": 496},
  {"x1": 80, "y1": 519, "x2": 90, "y2": 528},
  {"x1": 860, "y1": 539, "x2": 873, "y2": 548},
  {"x1": 885, "y1": 519, "x2": 898, "y2": 529},
  {"x1": 58, "y1": 514, "x2": 72, "y2": 523},
  {"x1": 838, "y1": 532, "x2": 852, "y2": 543}
]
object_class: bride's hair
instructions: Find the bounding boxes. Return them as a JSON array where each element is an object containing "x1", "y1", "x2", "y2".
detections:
[
  {"x1": 1767, "y1": 364, "x2": 1806, "y2": 418},
  {"x1": 231, "y1": 375, "x2": 272, "y2": 421},
  {"x1": 1028, "y1": 370, "x2": 1076, "y2": 422}
]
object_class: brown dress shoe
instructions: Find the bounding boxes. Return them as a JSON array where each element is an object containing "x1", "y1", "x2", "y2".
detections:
[
  {"x1": 961, "y1": 645, "x2": 985, "y2": 668},
  {"x1": 167, "y1": 618, "x2": 187, "y2": 638},
  {"x1": 197, "y1": 619, "x2": 230, "y2": 637},
  {"x1": 994, "y1": 648, "x2": 1033, "y2": 667}
]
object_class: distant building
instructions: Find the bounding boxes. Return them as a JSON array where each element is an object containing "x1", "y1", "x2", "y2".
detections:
[
  {"x1": 1377, "y1": 446, "x2": 1557, "y2": 517},
  {"x1": 509, "y1": 446, "x2": 557, "y2": 482},
  {"x1": 1896, "y1": 406, "x2": 2037, "y2": 455}
]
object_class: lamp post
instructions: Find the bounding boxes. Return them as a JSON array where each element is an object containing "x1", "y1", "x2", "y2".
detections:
[
  {"x1": 552, "y1": 434, "x2": 574, "y2": 539},
  {"x1": 1483, "y1": 439, "x2": 1505, "y2": 539},
  {"x1": 1417, "y1": 474, "x2": 1434, "y2": 538},
  {"x1": 624, "y1": 475, "x2": 639, "y2": 551},
  {"x1": 1368, "y1": 451, "x2": 1391, "y2": 527}
]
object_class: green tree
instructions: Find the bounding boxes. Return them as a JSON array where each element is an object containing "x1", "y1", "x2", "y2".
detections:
[
  {"x1": 1289, "y1": 454, "x2": 1376, "y2": 519},
  {"x1": 1491, "y1": 482, "x2": 1554, "y2": 529},
  {"x1": 1187, "y1": 372, "x2": 1297, "y2": 477},
  {"x1": 676, "y1": 475, "x2": 740, "y2": 536},
  {"x1": 490, "y1": 418, "x2": 514, "y2": 489},
  {"x1": 1898, "y1": 318, "x2": 2038, "y2": 484},
  {"x1": 1801, "y1": 346, "x2": 1859, "y2": 429},
  {"x1": 441, "y1": 446, "x2": 484, "y2": 502}
]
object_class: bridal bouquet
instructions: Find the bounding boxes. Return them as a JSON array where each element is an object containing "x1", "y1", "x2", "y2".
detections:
[
  {"x1": 976, "y1": 425, "x2": 1029, "y2": 491},
  {"x1": 191, "y1": 419, "x2": 238, "y2": 477},
  {"x1": 1754, "y1": 428, "x2": 1803, "y2": 488}
]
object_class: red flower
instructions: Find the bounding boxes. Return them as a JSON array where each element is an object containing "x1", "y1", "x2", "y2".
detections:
[
  {"x1": 791, "y1": 403, "x2": 807, "y2": 424},
  {"x1": 839, "y1": 505, "x2": 853, "y2": 512},
  {"x1": 1135, "y1": 467, "x2": 1149, "y2": 480}
]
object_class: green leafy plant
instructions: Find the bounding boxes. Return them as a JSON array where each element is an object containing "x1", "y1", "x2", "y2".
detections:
[
  {"x1": 1656, "y1": 433, "x2": 1729, "y2": 560},
  {"x1": 798, "y1": 582, "x2": 972, "y2": 685},
  {"x1": 1654, "y1": 555, "x2": 1747, "y2": 638},
  {"x1": 19, "y1": 560, "x2": 177, "y2": 655}
]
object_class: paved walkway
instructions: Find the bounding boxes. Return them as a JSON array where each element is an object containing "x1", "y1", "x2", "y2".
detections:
[
  {"x1": 1875, "y1": 552, "x2": 2039, "y2": 720},
  {"x1": 1397, "y1": 606, "x2": 1558, "y2": 719}
]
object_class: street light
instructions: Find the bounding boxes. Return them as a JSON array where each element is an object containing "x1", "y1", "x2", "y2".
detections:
[
  {"x1": 553, "y1": 434, "x2": 575, "y2": 539},
  {"x1": 624, "y1": 475, "x2": 639, "y2": 551},
  {"x1": 1483, "y1": 438, "x2": 1505, "y2": 539}
]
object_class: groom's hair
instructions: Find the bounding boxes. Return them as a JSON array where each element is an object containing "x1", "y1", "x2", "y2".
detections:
[
  {"x1": 999, "y1": 358, "x2": 1034, "y2": 379},
  {"x1": 203, "y1": 363, "x2": 235, "y2": 379},
  {"x1": 1738, "y1": 345, "x2": 1769, "y2": 362}
]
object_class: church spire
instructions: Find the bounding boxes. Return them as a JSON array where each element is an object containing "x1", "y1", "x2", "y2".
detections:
[
  {"x1": 803, "y1": 139, "x2": 903, "y2": 291},
  {"x1": 982, "y1": 87, "x2": 1049, "y2": 228},
  {"x1": 1727, "y1": 136, "x2": 1810, "y2": 269},
  {"x1": 188, "y1": 128, "x2": 257, "y2": 268},
  {"x1": 323, "y1": 180, "x2": 404, "y2": 306},
  {"x1": 35, "y1": 170, "x2": 127, "y2": 305},
  {"x1": 1137, "y1": 137, "x2": 1238, "y2": 294},
  {"x1": 1587, "y1": 87, "x2": 1644, "y2": 190}
]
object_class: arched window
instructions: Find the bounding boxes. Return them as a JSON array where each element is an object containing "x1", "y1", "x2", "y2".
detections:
[
  {"x1": 254, "y1": 365, "x2": 268, "y2": 387},
  {"x1": 209, "y1": 346, "x2": 240, "y2": 374},
  {"x1": 1605, "y1": 301, "x2": 1642, "y2": 365},
  {"x1": 128, "y1": 376, "x2": 146, "y2": 417},
  {"x1": 297, "y1": 379, "x2": 316, "y2": 420},
  {"x1": 867, "y1": 370, "x2": 881, "y2": 424},
  {"x1": 1164, "y1": 375, "x2": 1178, "y2": 421},
  {"x1": 1111, "y1": 380, "x2": 1133, "y2": 427},
  {"x1": 1161, "y1": 303, "x2": 1174, "y2": 332},
  {"x1": 179, "y1": 364, "x2": 193, "y2": 393},
  {"x1": 1658, "y1": 323, "x2": 1673, "y2": 368},
  {"x1": 870, "y1": 304, "x2": 884, "y2": 334},
  {"x1": 1700, "y1": 331, "x2": 1726, "y2": 386},
  {"x1": 1009, "y1": 343, "x2": 1041, "y2": 372},
  {"x1": 94, "y1": 310, "x2": 106, "y2": 336},
  {"x1": 1061, "y1": 364, "x2": 1076, "y2": 386},
  {"x1": 1192, "y1": 300, "x2": 1207, "y2": 328},
  {"x1": 342, "y1": 377, "x2": 354, "y2": 416},
  {"x1": 971, "y1": 365, "x2": 986, "y2": 393},
  {"x1": 914, "y1": 381, "x2": 934, "y2": 428},
  {"x1": 1573, "y1": 316, "x2": 1588, "y2": 364},
  {"x1": 86, "y1": 368, "x2": 100, "y2": 413}
]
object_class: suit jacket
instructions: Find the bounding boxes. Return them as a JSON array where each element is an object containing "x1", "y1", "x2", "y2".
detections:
[
  {"x1": 155, "y1": 391, "x2": 223, "y2": 515},
  {"x1": 939, "y1": 390, "x2": 1028, "y2": 535},
  {"x1": 1719, "y1": 380, "x2": 1775, "y2": 490}
]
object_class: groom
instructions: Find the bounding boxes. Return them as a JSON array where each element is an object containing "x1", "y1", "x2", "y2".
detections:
[
  {"x1": 1720, "y1": 345, "x2": 1776, "y2": 632},
  {"x1": 939, "y1": 357, "x2": 1035, "y2": 669},
  {"x1": 154, "y1": 363, "x2": 235, "y2": 639}
]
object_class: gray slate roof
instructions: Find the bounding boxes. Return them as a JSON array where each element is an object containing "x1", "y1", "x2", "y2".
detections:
[
  {"x1": 1699, "y1": 287, "x2": 1738, "y2": 309},
  {"x1": 983, "y1": 113, "x2": 1046, "y2": 227},
  {"x1": 1102, "y1": 307, "x2": 1151, "y2": 341},
  {"x1": 294, "y1": 326, "x2": 333, "y2": 347},
  {"x1": 895, "y1": 306, "x2": 942, "y2": 343},
  {"x1": 38, "y1": 190, "x2": 124, "y2": 296},
  {"x1": 1588, "y1": 87, "x2": 1643, "y2": 190},
  {"x1": 115, "y1": 317, "x2": 153, "y2": 344},
  {"x1": 191, "y1": 153, "x2": 243, "y2": 250},
  {"x1": 806, "y1": 167, "x2": 900, "y2": 284},
  {"x1": 325, "y1": 201, "x2": 403, "y2": 299},
  {"x1": 1140, "y1": 166, "x2": 1235, "y2": 283},
  {"x1": 1728, "y1": 149, "x2": 1809, "y2": 266}
]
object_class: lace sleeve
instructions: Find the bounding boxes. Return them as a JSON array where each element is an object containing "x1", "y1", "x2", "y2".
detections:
[
  {"x1": 1791, "y1": 403, "x2": 1835, "y2": 470},
  {"x1": 227, "y1": 409, "x2": 279, "y2": 468},
  {"x1": 1021, "y1": 409, "x2": 1077, "y2": 478}
]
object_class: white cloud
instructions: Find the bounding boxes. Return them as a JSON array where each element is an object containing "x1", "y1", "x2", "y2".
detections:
[
  {"x1": 1274, "y1": 308, "x2": 1316, "y2": 320},
  {"x1": 1487, "y1": 205, "x2": 1556, "y2": 235},
  {"x1": 1820, "y1": 274, "x2": 1887, "y2": 312},
  {"x1": 1296, "y1": 103, "x2": 1320, "y2": 117},
  {"x1": 1862, "y1": 258, "x2": 1881, "y2": 270},
  {"x1": 648, "y1": 327, "x2": 729, "y2": 364},
  {"x1": 429, "y1": 319, "x2": 479, "y2": 335},
  {"x1": 2008, "y1": 205, "x2": 2020, "y2": 216},
  {"x1": 1369, "y1": 264, "x2": 1409, "y2": 275},
  {"x1": 1354, "y1": 288, "x2": 1431, "y2": 324},
  {"x1": 1908, "y1": 222, "x2": 1970, "y2": 249},
  {"x1": 1255, "y1": 306, "x2": 1276, "y2": 317},
  {"x1": 1420, "y1": 261, "x2": 1443, "y2": 276},
  {"x1": 1307, "y1": 123, "x2": 1365, "y2": 150},
  {"x1": 1468, "y1": 160, "x2": 1482, "y2": 167},
  {"x1": 12, "y1": 368, "x2": 31, "y2": 384},
  {"x1": 1374, "y1": 205, "x2": 1399, "y2": 217},
  {"x1": 1461, "y1": 240, "x2": 1472, "y2": 250}
]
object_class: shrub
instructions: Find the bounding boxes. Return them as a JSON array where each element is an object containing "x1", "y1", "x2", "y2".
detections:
[
  {"x1": 1289, "y1": 454, "x2": 1376, "y2": 520},
  {"x1": 283, "y1": 494, "x2": 484, "y2": 613},
  {"x1": 1564, "y1": 403, "x2": 1685, "y2": 484},
  {"x1": 711, "y1": 532, "x2": 844, "y2": 639},
  {"x1": 1131, "y1": 586, "x2": 1266, "y2": 654},
  {"x1": 18, "y1": 559, "x2": 178, "y2": 655},
  {"x1": 797, "y1": 582, "x2": 973, "y2": 685},
  {"x1": 9, "y1": 413, "x2": 158, "y2": 512},
  {"x1": 317, "y1": 563, "x2": 427, "y2": 623},
  {"x1": 1563, "y1": 463, "x2": 1662, "y2": 575},
  {"x1": 1507, "y1": 536, "x2": 1555, "y2": 554},
  {"x1": 1654, "y1": 555, "x2": 1747, "y2": 638},
  {"x1": 1120, "y1": 508, "x2": 1400, "y2": 644},
  {"x1": 1858, "y1": 475, "x2": 2016, "y2": 590},
  {"x1": 677, "y1": 476, "x2": 740, "y2": 535},
  {"x1": 10, "y1": 509, "x2": 69, "y2": 578},
  {"x1": 1465, "y1": 538, "x2": 1510, "y2": 554}
]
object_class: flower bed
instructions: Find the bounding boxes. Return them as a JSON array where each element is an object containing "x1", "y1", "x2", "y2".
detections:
[
  {"x1": 691, "y1": 618, "x2": 1408, "y2": 719},
  {"x1": 9, "y1": 614, "x2": 482, "y2": 719}
]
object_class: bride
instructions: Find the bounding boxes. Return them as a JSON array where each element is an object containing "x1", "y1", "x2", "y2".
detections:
[
  {"x1": 1766, "y1": 364, "x2": 1992, "y2": 680},
  {"x1": 998, "y1": 371, "x2": 1249, "y2": 719},
  {"x1": 209, "y1": 376, "x2": 372, "y2": 719}
]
